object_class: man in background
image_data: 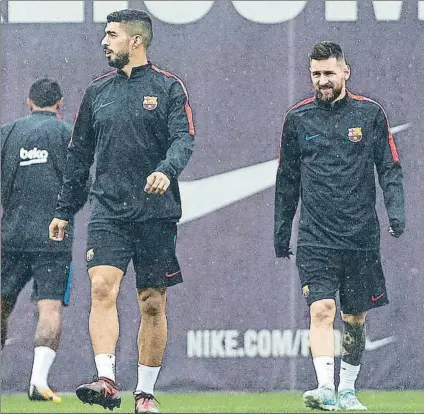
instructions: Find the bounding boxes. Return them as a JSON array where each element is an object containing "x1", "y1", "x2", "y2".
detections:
[
  {"x1": 49, "y1": 9, "x2": 195, "y2": 413},
  {"x1": 1, "y1": 78, "x2": 78, "y2": 403},
  {"x1": 274, "y1": 41, "x2": 405, "y2": 411}
]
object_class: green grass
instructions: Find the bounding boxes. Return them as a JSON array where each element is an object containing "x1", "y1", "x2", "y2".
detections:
[{"x1": 1, "y1": 391, "x2": 423, "y2": 413}]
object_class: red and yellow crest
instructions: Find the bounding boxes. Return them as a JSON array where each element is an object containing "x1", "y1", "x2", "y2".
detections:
[
  {"x1": 143, "y1": 96, "x2": 158, "y2": 110},
  {"x1": 348, "y1": 127, "x2": 363, "y2": 142}
]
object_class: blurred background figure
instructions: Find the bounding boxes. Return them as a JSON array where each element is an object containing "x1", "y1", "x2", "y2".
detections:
[{"x1": 1, "y1": 78, "x2": 76, "y2": 404}]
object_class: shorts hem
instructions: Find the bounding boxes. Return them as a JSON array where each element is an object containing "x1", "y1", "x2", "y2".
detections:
[
  {"x1": 341, "y1": 299, "x2": 389, "y2": 314},
  {"x1": 32, "y1": 296, "x2": 68, "y2": 306},
  {"x1": 306, "y1": 295, "x2": 336, "y2": 306},
  {"x1": 87, "y1": 262, "x2": 127, "y2": 274},
  {"x1": 136, "y1": 277, "x2": 183, "y2": 290}
]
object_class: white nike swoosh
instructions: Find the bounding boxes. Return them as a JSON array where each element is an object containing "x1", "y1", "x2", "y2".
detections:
[
  {"x1": 179, "y1": 159, "x2": 278, "y2": 224},
  {"x1": 365, "y1": 335, "x2": 396, "y2": 351},
  {"x1": 390, "y1": 123, "x2": 411, "y2": 134},
  {"x1": 179, "y1": 123, "x2": 411, "y2": 224}
]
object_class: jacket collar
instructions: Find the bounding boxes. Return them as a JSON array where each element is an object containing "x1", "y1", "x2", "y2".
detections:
[
  {"x1": 314, "y1": 90, "x2": 349, "y2": 110},
  {"x1": 117, "y1": 62, "x2": 152, "y2": 78},
  {"x1": 31, "y1": 110, "x2": 58, "y2": 117}
]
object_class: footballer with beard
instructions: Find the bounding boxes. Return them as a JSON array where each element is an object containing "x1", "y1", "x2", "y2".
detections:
[
  {"x1": 49, "y1": 9, "x2": 194, "y2": 414},
  {"x1": 274, "y1": 41, "x2": 405, "y2": 411}
]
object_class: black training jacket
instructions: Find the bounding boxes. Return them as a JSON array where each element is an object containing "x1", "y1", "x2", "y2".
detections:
[
  {"x1": 55, "y1": 62, "x2": 195, "y2": 223},
  {"x1": 1, "y1": 111, "x2": 74, "y2": 252},
  {"x1": 274, "y1": 91, "x2": 405, "y2": 255}
]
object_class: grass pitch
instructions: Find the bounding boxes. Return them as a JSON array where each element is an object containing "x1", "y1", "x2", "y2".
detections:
[{"x1": 1, "y1": 391, "x2": 423, "y2": 413}]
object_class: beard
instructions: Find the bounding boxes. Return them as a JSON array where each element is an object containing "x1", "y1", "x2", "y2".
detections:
[
  {"x1": 106, "y1": 50, "x2": 130, "y2": 69},
  {"x1": 315, "y1": 84, "x2": 343, "y2": 102}
]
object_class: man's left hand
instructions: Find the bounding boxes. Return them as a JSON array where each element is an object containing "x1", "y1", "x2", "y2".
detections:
[{"x1": 145, "y1": 172, "x2": 170, "y2": 195}]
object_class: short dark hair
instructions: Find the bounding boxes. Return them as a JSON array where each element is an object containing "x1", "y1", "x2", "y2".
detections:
[
  {"x1": 107, "y1": 9, "x2": 153, "y2": 49},
  {"x1": 309, "y1": 41, "x2": 345, "y2": 61},
  {"x1": 29, "y1": 78, "x2": 62, "y2": 107}
]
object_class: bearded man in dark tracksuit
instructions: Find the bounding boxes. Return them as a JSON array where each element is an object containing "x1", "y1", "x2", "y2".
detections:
[
  {"x1": 49, "y1": 9, "x2": 195, "y2": 414},
  {"x1": 274, "y1": 42, "x2": 405, "y2": 411},
  {"x1": 1, "y1": 78, "x2": 76, "y2": 404}
]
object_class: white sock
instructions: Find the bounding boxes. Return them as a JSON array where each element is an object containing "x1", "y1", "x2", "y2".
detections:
[
  {"x1": 94, "y1": 354, "x2": 116, "y2": 382},
  {"x1": 30, "y1": 346, "x2": 56, "y2": 389},
  {"x1": 339, "y1": 360, "x2": 360, "y2": 392},
  {"x1": 313, "y1": 356, "x2": 335, "y2": 389},
  {"x1": 136, "y1": 364, "x2": 161, "y2": 395}
]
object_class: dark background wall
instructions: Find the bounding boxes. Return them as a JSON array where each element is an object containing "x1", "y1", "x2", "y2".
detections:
[{"x1": 1, "y1": 0, "x2": 423, "y2": 392}]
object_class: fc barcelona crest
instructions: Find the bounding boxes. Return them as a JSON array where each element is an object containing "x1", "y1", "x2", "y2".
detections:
[
  {"x1": 143, "y1": 96, "x2": 158, "y2": 110},
  {"x1": 348, "y1": 127, "x2": 363, "y2": 142}
]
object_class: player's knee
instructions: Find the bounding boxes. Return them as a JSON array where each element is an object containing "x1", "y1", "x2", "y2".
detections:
[
  {"x1": 90, "y1": 277, "x2": 118, "y2": 307},
  {"x1": 341, "y1": 312, "x2": 366, "y2": 326},
  {"x1": 89, "y1": 268, "x2": 122, "y2": 307},
  {"x1": 310, "y1": 299, "x2": 336, "y2": 324},
  {"x1": 138, "y1": 289, "x2": 166, "y2": 318}
]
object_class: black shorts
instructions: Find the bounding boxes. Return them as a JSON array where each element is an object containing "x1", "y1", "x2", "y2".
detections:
[
  {"x1": 295, "y1": 246, "x2": 389, "y2": 314},
  {"x1": 86, "y1": 220, "x2": 182, "y2": 289},
  {"x1": 1, "y1": 251, "x2": 73, "y2": 306}
]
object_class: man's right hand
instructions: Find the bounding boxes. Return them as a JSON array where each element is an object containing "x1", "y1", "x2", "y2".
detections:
[{"x1": 49, "y1": 218, "x2": 69, "y2": 241}]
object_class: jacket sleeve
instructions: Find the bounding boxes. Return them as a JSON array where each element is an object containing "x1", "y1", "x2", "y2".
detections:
[
  {"x1": 274, "y1": 111, "x2": 301, "y2": 257},
  {"x1": 373, "y1": 107, "x2": 405, "y2": 233},
  {"x1": 54, "y1": 87, "x2": 96, "y2": 220},
  {"x1": 155, "y1": 80, "x2": 195, "y2": 179}
]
